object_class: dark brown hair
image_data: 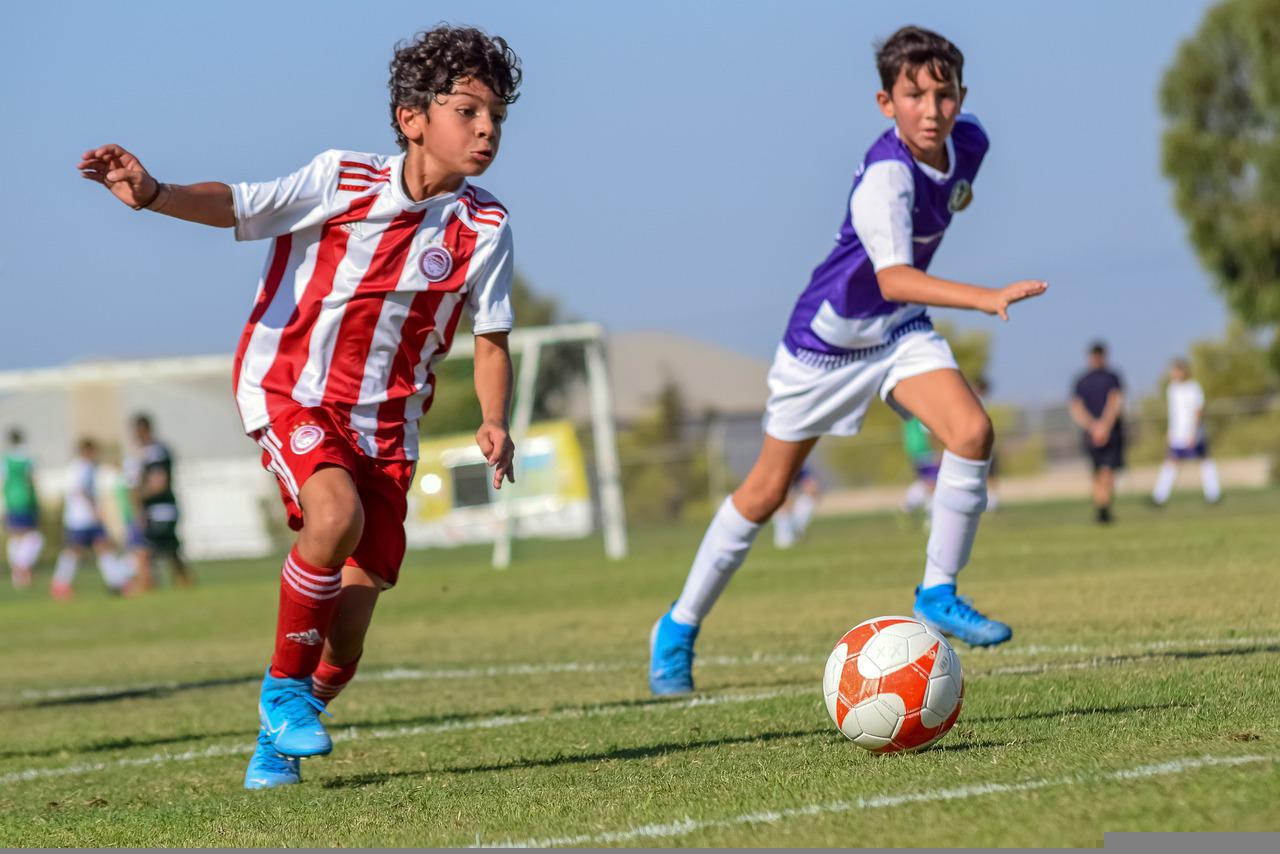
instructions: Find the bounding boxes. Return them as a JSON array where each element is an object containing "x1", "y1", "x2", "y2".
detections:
[
  {"x1": 875, "y1": 26, "x2": 964, "y2": 91},
  {"x1": 388, "y1": 25, "x2": 522, "y2": 151}
]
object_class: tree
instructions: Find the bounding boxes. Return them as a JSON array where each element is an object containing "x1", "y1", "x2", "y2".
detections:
[
  {"x1": 422, "y1": 272, "x2": 583, "y2": 435},
  {"x1": 616, "y1": 379, "x2": 713, "y2": 521},
  {"x1": 932, "y1": 321, "x2": 990, "y2": 384},
  {"x1": 1160, "y1": 0, "x2": 1280, "y2": 370}
]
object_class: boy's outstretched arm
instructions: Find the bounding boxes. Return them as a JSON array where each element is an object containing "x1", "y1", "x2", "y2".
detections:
[
  {"x1": 473, "y1": 332, "x2": 516, "y2": 489},
  {"x1": 876, "y1": 265, "x2": 1047, "y2": 321},
  {"x1": 78, "y1": 144, "x2": 234, "y2": 228}
]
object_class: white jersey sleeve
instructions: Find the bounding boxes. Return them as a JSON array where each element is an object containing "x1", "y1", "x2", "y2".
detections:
[
  {"x1": 850, "y1": 160, "x2": 916, "y2": 271},
  {"x1": 230, "y1": 150, "x2": 345, "y2": 242},
  {"x1": 466, "y1": 219, "x2": 515, "y2": 334},
  {"x1": 1187, "y1": 379, "x2": 1205, "y2": 410}
]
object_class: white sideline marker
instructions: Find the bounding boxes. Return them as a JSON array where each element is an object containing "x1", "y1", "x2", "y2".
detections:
[
  {"x1": 0, "y1": 689, "x2": 795, "y2": 786},
  {"x1": 481, "y1": 754, "x2": 1275, "y2": 848},
  {"x1": 4, "y1": 634, "x2": 1277, "y2": 785},
  {"x1": 14, "y1": 634, "x2": 1278, "y2": 704}
]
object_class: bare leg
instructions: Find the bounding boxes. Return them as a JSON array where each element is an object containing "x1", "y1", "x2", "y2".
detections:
[
  {"x1": 888, "y1": 369, "x2": 994, "y2": 591},
  {"x1": 669, "y1": 435, "x2": 817, "y2": 627}
]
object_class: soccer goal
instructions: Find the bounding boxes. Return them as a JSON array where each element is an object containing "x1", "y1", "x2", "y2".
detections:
[{"x1": 0, "y1": 322, "x2": 628, "y2": 569}]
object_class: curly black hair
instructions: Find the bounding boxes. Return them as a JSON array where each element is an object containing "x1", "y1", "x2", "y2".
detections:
[
  {"x1": 875, "y1": 25, "x2": 964, "y2": 91},
  {"x1": 388, "y1": 25, "x2": 522, "y2": 151}
]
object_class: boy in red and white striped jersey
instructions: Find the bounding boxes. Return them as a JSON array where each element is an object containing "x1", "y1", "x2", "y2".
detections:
[{"x1": 78, "y1": 26, "x2": 521, "y2": 789}]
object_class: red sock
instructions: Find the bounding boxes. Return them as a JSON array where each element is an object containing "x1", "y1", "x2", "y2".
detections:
[
  {"x1": 312, "y1": 654, "x2": 362, "y2": 704},
  {"x1": 269, "y1": 548, "x2": 342, "y2": 679}
]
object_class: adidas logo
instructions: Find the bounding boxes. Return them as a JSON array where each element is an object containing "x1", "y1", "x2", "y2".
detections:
[{"x1": 286, "y1": 628, "x2": 322, "y2": 646}]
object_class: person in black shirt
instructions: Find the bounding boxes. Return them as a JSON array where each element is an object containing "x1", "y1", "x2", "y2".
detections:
[
  {"x1": 126, "y1": 414, "x2": 194, "y2": 587},
  {"x1": 1069, "y1": 342, "x2": 1125, "y2": 523}
]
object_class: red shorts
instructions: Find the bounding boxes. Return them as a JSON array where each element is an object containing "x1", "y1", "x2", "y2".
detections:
[{"x1": 254, "y1": 405, "x2": 415, "y2": 588}]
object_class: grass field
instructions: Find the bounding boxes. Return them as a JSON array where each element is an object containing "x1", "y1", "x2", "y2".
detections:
[{"x1": 2, "y1": 490, "x2": 1278, "y2": 847}]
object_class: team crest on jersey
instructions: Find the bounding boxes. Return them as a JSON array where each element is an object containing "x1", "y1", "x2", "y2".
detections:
[
  {"x1": 419, "y1": 246, "x2": 454, "y2": 283},
  {"x1": 289, "y1": 423, "x2": 325, "y2": 455},
  {"x1": 948, "y1": 179, "x2": 973, "y2": 212}
]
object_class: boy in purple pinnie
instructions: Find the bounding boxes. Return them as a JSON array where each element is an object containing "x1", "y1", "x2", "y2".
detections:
[{"x1": 650, "y1": 26, "x2": 1048, "y2": 694}]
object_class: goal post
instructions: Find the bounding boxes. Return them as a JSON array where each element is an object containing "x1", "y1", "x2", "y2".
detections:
[{"x1": 449, "y1": 322, "x2": 628, "y2": 568}]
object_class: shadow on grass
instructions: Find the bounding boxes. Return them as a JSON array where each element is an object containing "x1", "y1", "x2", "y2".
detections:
[
  {"x1": 320, "y1": 728, "x2": 1028, "y2": 789},
  {"x1": 966, "y1": 700, "x2": 1193, "y2": 726},
  {"x1": 321, "y1": 727, "x2": 828, "y2": 788},
  {"x1": 0, "y1": 728, "x2": 254, "y2": 761},
  {"x1": 23, "y1": 674, "x2": 258, "y2": 709}
]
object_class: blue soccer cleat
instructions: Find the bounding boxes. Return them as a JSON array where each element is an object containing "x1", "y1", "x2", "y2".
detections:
[
  {"x1": 913, "y1": 584, "x2": 1013, "y2": 648},
  {"x1": 243, "y1": 727, "x2": 301, "y2": 789},
  {"x1": 649, "y1": 610, "x2": 700, "y2": 696},
  {"x1": 257, "y1": 667, "x2": 333, "y2": 757}
]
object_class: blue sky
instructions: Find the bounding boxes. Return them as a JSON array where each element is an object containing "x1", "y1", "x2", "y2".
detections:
[{"x1": 0, "y1": 0, "x2": 1224, "y2": 404}]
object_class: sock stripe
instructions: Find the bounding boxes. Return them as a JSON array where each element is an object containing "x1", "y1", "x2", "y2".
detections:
[
  {"x1": 285, "y1": 556, "x2": 342, "y2": 586},
  {"x1": 282, "y1": 565, "x2": 342, "y2": 600}
]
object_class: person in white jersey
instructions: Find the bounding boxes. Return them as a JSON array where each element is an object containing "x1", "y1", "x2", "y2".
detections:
[
  {"x1": 51, "y1": 439, "x2": 132, "y2": 600},
  {"x1": 1151, "y1": 358, "x2": 1222, "y2": 506}
]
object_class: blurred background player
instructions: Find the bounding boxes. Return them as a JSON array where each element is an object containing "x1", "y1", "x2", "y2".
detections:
[
  {"x1": 124, "y1": 414, "x2": 194, "y2": 589},
  {"x1": 900, "y1": 416, "x2": 939, "y2": 518},
  {"x1": 649, "y1": 25, "x2": 1049, "y2": 696},
  {"x1": 51, "y1": 439, "x2": 133, "y2": 600},
  {"x1": 772, "y1": 465, "x2": 821, "y2": 549},
  {"x1": 79, "y1": 24, "x2": 520, "y2": 789},
  {"x1": 3, "y1": 428, "x2": 44, "y2": 589},
  {"x1": 1069, "y1": 342, "x2": 1126, "y2": 524},
  {"x1": 1151, "y1": 358, "x2": 1221, "y2": 507}
]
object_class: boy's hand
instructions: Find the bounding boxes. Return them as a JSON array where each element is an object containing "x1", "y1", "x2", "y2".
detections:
[
  {"x1": 982, "y1": 280, "x2": 1048, "y2": 321},
  {"x1": 476, "y1": 420, "x2": 515, "y2": 489},
  {"x1": 1089, "y1": 422, "x2": 1111, "y2": 447},
  {"x1": 78, "y1": 144, "x2": 159, "y2": 209}
]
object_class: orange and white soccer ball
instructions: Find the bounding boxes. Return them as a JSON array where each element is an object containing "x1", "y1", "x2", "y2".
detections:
[{"x1": 822, "y1": 616, "x2": 963, "y2": 752}]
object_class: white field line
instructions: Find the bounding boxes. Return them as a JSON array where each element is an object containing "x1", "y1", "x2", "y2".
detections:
[
  {"x1": 13, "y1": 634, "x2": 1279, "y2": 705},
  {"x1": 4, "y1": 634, "x2": 1276, "y2": 787},
  {"x1": 482, "y1": 754, "x2": 1276, "y2": 848},
  {"x1": 0, "y1": 688, "x2": 795, "y2": 786}
]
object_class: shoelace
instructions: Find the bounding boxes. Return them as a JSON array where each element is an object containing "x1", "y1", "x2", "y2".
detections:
[
  {"x1": 943, "y1": 594, "x2": 990, "y2": 626},
  {"x1": 272, "y1": 690, "x2": 333, "y2": 725},
  {"x1": 658, "y1": 634, "x2": 696, "y2": 677}
]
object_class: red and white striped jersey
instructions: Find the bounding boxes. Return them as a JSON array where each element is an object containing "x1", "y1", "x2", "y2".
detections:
[{"x1": 230, "y1": 149, "x2": 514, "y2": 460}]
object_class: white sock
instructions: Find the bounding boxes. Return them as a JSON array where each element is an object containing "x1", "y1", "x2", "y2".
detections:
[
  {"x1": 1200, "y1": 459, "x2": 1221, "y2": 502},
  {"x1": 671, "y1": 497, "x2": 761, "y2": 626},
  {"x1": 1152, "y1": 461, "x2": 1177, "y2": 504},
  {"x1": 986, "y1": 490, "x2": 1000, "y2": 512},
  {"x1": 20, "y1": 531, "x2": 44, "y2": 570},
  {"x1": 5, "y1": 538, "x2": 20, "y2": 574},
  {"x1": 53, "y1": 550, "x2": 79, "y2": 586},
  {"x1": 98, "y1": 553, "x2": 135, "y2": 590},
  {"x1": 903, "y1": 480, "x2": 929, "y2": 512},
  {"x1": 773, "y1": 509, "x2": 796, "y2": 548},
  {"x1": 921, "y1": 452, "x2": 990, "y2": 590},
  {"x1": 792, "y1": 493, "x2": 816, "y2": 534}
]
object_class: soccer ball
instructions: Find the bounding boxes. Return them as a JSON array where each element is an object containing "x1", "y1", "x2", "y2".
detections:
[{"x1": 822, "y1": 616, "x2": 963, "y2": 752}]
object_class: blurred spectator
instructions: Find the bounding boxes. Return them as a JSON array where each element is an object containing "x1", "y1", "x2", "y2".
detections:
[
  {"x1": 3, "y1": 428, "x2": 43, "y2": 589},
  {"x1": 1069, "y1": 341, "x2": 1125, "y2": 524},
  {"x1": 51, "y1": 439, "x2": 133, "y2": 599}
]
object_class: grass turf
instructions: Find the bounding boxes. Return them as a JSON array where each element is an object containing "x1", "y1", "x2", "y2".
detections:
[{"x1": 0, "y1": 490, "x2": 1277, "y2": 846}]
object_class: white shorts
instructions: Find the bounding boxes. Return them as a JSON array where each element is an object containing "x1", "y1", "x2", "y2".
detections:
[{"x1": 762, "y1": 330, "x2": 958, "y2": 441}]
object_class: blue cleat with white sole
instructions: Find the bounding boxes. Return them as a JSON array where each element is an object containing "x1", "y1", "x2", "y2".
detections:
[
  {"x1": 257, "y1": 667, "x2": 333, "y2": 757},
  {"x1": 649, "y1": 610, "x2": 699, "y2": 695},
  {"x1": 243, "y1": 727, "x2": 301, "y2": 789},
  {"x1": 913, "y1": 584, "x2": 1013, "y2": 648}
]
